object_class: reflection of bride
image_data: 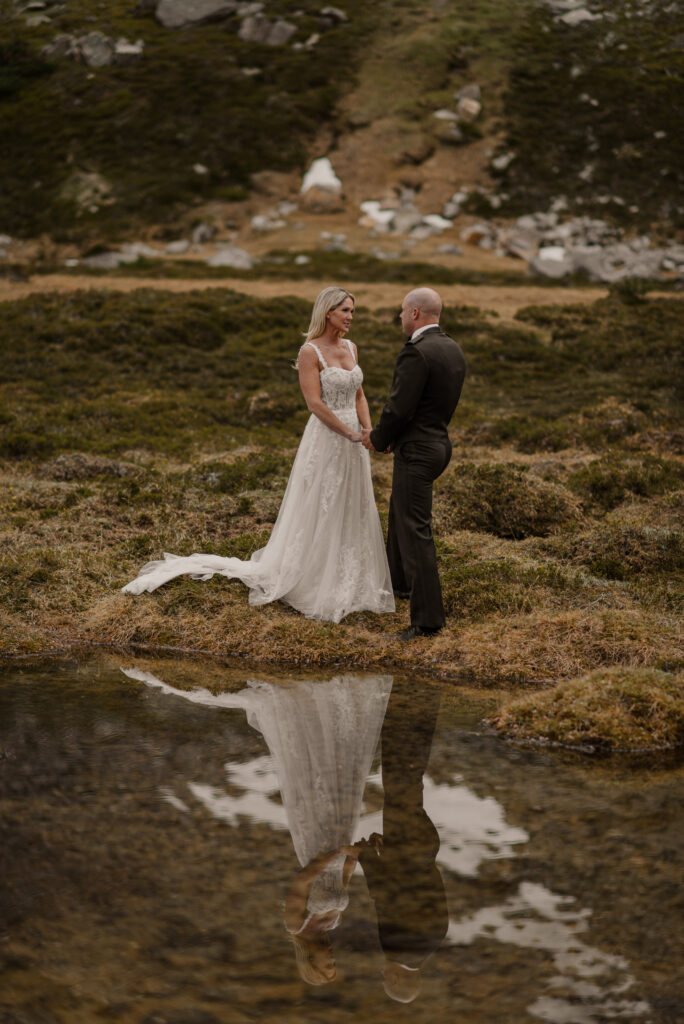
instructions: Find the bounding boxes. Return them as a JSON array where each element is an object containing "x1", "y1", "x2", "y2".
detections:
[{"x1": 122, "y1": 669, "x2": 392, "y2": 984}]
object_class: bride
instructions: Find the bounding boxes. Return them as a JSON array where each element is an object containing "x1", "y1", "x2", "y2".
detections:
[{"x1": 122, "y1": 287, "x2": 395, "y2": 624}]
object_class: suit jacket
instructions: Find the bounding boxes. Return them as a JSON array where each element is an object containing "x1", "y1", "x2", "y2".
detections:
[{"x1": 369, "y1": 325, "x2": 466, "y2": 453}]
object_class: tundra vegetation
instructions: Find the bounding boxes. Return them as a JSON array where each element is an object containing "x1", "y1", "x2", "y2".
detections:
[{"x1": 1, "y1": 288, "x2": 682, "y2": 749}]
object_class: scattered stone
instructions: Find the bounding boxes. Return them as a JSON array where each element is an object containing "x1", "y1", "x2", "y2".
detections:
[
  {"x1": 165, "y1": 240, "x2": 190, "y2": 254},
  {"x1": 320, "y1": 6, "x2": 348, "y2": 22},
  {"x1": 455, "y1": 83, "x2": 481, "y2": 101},
  {"x1": 442, "y1": 190, "x2": 470, "y2": 218},
  {"x1": 191, "y1": 223, "x2": 215, "y2": 245},
  {"x1": 156, "y1": 0, "x2": 238, "y2": 30},
  {"x1": 82, "y1": 251, "x2": 139, "y2": 269},
  {"x1": 276, "y1": 200, "x2": 298, "y2": 216},
  {"x1": 460, "y1": 222, "x2": 494, "y2": 246},
  {"x1": 41, "y1": 32, "x2": 143, "y2": 66},
  {"x1": 319, "y1": 231, "x2": 347, "y2": 252},
  {"x1": 60, "y1": 171, "x2": 114, "y2": 213},
  {"x1": 240, "y1": 66, "x2": 262, "y2": 76},
  {"x1": 422, "y1": 214, "x2": 453, "y2": 233},
  {"x1": 0, "y1": 234, "x2": 12, "y2": 247},
  {"x1": 433, "y1": 108, "x2": 459, "y2": 121},
  {"x1": 193, "y1": 163, "x2": 209, "y2": 175},
  {"x1": 207, "y1": 246, "x2": 254, "y2": 269},
  {"x1": 492, "y1": 151, "x2": 515, "y2": 172},
  {"x1": 457, "y1": 97, "x2": 481, "y2": 121},
  {"x1": 294, "y1": 254, "x2": 310, "y2": 265},
  {"x1": 121, "y1": 242, "x2": 161, "y2": 258},
  {"x1": 41, "y1": 34, "x2": 79, "y2": 60},
  {"x1": 528, "y1": 247, "x2": 575, "y2": 279},
  {"x1": 436, "y1": 243, "x2": 463, "y2": 256},
  {"x1": 558, "y1": 8, "x2": 601, "y2": 26},
  {"x1": 358, "y1": 201, "x2": 395, "y2": 232},
  {"x1": 113, "y1": 38, "x2": 145, "y2": 64},
  {"x1": 239, "y1": 14, "x2": 296, "y2": 45},
  {"x1": 250, "y1": 213, "x2": 286, "y2": 231},
  {"x1": 79, "y1": 31, "x2": 115, "y2": 67},
  {"x1": 300, "y1": 157, "x2": 342, "y2": 194}
]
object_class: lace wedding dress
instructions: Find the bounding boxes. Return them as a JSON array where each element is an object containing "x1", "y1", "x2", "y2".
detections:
[
  {"x1": 122, "y1": 341, "x2": 394, "y2": 623},
  {"x1": 122, "y1": 668, "x2": 392, "y2": 930}
]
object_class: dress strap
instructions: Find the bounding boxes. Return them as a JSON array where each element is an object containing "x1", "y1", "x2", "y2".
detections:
[
  {"x1": 345, "y1": 339, "x2": 356, "y2": 364},
  {"x1": 305, "y1": 341, "x2": 328, "y2": 369}
]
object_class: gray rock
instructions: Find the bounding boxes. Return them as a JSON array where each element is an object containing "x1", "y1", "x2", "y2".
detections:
[
  {"x1": 0, "y1": 234, "x2": 12, "y2": 246},
  {"x1": 45, "y1": 453, "x2": 140, "y2": 481},
  {"x1": 455, "y1": 83, "x2": 481, "y2": 101},
  {"x1": 113, "y1": 37, "x2": 145, "y2": 64},
  {"x1": 191, "y1": 223, "x2": 215, "y2": 245},
  {"x1": 457, "y1": 97, "x2": 481, "y2": 121},
  {"x1": 528, "y1": 251, "x2": 574, "y2": 279},
  {"x1": 320, "y1": 6, "x2": 348, "y2": 22},
  {"x1": 558, "y1": 8, "x2": 601, "y2": 26},
  {"x1": 390, "y1": 204, "x2": 424, "y2": 234},
  {"x1": 82, "y1": 251, "x2": 139, "y2": 270},
  {"x1": 239, "y1": 14, "x2": 296, "y2": 45},
  {"x1": 41, "y1": 33, "x2": 79, "y2": 60},
  {"x1": 156, "y1": 0, "x2": 238, "y2": 30},
  {"x1": 121, "y1": 242, "x2": 161, "y2": 258},
  {"x1": 436, "y1": 243, "x2": 463, "y2": 256},
  {"x1": 207, "y1": 246, "x2": 254, "y2": 269},
  {"x1": 165, "y1": 240, "x2": 190, "y2": 254},
  {"x1": 79, "y1": 31, "x2": 114, "y2": 67}
]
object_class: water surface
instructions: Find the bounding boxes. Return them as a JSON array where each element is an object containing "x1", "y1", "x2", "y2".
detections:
[{"x1": 1, "y1": 656, "x2": 681, "y2": 1024}]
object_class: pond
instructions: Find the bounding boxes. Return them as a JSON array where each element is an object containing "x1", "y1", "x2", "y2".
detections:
[{"x1": 0, "y1": 656, "x2": 682, "y2": 1024}]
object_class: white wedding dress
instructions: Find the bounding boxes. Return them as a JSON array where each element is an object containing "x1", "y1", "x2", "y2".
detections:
[
  {"x1": 122, "y1": 341, "x2": 394, "y2": 623},
  {"x1": 122, "y1": 668, "x2": 392, "y2": 930}
]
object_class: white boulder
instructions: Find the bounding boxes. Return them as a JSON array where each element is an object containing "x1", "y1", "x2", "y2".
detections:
[{"x1": 301, "y1": 157, "x2": 342, "y2": 194}]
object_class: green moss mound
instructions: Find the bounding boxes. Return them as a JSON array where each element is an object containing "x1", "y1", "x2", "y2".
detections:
[
  {"x1": 568, "y1": 452, "x2": 684, "y2": 510},
  {"x1": 435, "y1": 462, "x2": 580, "y2": 539},
  {"x1": 489, "y1": 667, "x2": 684, "y2": 752}
]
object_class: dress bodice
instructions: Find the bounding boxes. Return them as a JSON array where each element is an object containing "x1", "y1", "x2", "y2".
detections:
[
  {"x1": 320, "y1": 365, "x2": 363, "y2": 411},
  {"x1": 304, "y1": 341, "x2": 363, "y2": 412}
]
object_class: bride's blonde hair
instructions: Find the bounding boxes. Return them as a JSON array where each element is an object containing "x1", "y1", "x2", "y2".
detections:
[{"x1": 304, "y1": 286, "x2": 355, "y2": 342}]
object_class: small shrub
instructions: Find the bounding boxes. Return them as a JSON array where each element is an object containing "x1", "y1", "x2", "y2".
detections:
[
  {"x1": 435, "y1": 463, "x2": 580, "y2": 539},
  {"x1": 568, "y1": 453, "x2": 684, "y2": 510},
  {"x1": 488, "y1": 667, "x2": 684, "y2": 752}
]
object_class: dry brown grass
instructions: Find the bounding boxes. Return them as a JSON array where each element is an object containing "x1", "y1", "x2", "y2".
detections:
[{"x1": 489, "y1": 666, "x2": 684, "y2": 751}]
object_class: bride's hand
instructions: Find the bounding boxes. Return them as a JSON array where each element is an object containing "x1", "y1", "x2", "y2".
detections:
[{"x1": 347, "y1": 431, "x2": 363, "y2": 442}]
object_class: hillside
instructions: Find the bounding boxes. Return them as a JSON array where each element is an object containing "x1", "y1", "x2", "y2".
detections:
[{"x1": 1, "y1": 0, "x2": 682, "y2": 245}]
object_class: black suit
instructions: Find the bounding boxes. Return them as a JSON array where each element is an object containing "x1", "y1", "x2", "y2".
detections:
[
  {"x1": 358, "y1": 679, "x2": 447, "y2": 967},
  {"x1": 370, "y1": 326, "x2": 466, "y2": 630}
]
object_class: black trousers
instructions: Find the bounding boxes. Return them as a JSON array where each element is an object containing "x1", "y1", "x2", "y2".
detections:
[{"x1": 386, "y1": 438, "x2": 452, "y2": 630}]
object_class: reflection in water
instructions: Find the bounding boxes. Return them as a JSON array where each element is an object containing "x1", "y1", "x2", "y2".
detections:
[
  {"x1": 122, "y1": 668, "x2": 390, "y2": 986},
  {"x1": 119, "y1": 666, "x2": 654, "y2": 1019},
  {"x1": 357, "y1": 677, "x2": 447, "y2": 1004}
]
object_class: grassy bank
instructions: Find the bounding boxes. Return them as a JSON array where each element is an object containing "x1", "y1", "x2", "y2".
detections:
[{"x1": 1, "y1": 285, "x2": 682, "y2": 734}]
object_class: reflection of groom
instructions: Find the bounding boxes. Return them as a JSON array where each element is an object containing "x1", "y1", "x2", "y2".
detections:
[
  {"x1": 361, "y1": 288, "x2": 466, "y2": 640},
  {"x1": 357, "y1": 678, "x2": 447, "y2": 1004}
]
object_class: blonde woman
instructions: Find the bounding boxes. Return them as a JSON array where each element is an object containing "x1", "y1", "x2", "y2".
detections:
[{"x1": 123, "y1": 286, "x2": 395, "y2": 623}]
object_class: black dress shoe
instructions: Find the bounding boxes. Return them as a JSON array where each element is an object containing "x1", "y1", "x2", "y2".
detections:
[{"x1": 394, "y1": 625, "x2": 442, "y2": 641}]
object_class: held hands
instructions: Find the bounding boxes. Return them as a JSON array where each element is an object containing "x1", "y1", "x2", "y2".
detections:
[{"x1": 361, "y1": 428, "x2": 376, "y2": 452}]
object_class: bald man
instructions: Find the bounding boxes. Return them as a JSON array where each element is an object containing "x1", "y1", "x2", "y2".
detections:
[{"x1": 362, "y1": 288, "x2": 466, "y2": 639}]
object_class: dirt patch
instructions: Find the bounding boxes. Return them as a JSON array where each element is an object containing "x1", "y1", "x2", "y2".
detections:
[{"x1": 0, "y1": 273, "x2": 612, "y2": 319}]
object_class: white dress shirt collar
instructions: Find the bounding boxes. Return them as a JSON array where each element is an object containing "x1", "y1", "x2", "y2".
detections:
[{"x1": 410, "y1": 322, "x2": 440, "y2": 342}]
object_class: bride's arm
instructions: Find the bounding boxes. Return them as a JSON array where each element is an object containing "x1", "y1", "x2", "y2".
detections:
[
  {"x1": 298, "y1": 345, "x2": 362, "y2": 441},
  {"x1": 355, "y1": 385, "x2": 371, "y2": 431}
]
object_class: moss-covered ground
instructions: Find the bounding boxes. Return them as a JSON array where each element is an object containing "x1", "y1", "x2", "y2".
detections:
[{"x1": 1, "y1": 284, "x2": 682, "y2": 754}]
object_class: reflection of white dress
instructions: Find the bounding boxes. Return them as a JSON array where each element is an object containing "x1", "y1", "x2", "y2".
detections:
[
  {"x1": 122, "y1": 341, "x2": 394, "y2": 624},
  {"x1": 123, "y1": 669, "x2": 392, "y2": 927}
]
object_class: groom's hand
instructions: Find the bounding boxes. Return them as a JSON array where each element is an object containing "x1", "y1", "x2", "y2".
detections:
[{"x1": 361, "y1": 428, "x2": 376, "y2": 452}]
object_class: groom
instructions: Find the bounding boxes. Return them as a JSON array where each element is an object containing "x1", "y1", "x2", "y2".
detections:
[{"x1": 362, "y1": 287, "x2": 466, "y2": 640}]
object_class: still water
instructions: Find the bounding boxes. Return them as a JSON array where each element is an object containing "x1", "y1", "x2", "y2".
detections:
[{"x1": 0, "y1": 657, "x2": 682, "y2": 1024}]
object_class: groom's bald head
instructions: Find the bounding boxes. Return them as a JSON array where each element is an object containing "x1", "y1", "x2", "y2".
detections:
[{"x1": 400, "y1": 287, "x2": 442, "y2": 337}]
